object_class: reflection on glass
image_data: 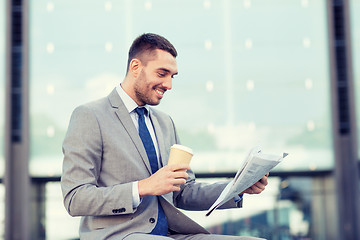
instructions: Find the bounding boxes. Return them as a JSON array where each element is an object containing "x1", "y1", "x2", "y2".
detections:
[
  {"x1": 167, "y1": 0, "x2": 332, "y2": 173},
  {"x1": 350, "y1": 0, "x2": 360, "y2": 159},
  {"x1": 0, "y1": 0, "x2": 5, "y2": 177},
  {"x1": 30, "y1": 0, "x2": 332, "y2": 177},
  {"x1": 0, "y1": 1, "x2": 5, "y2": 237},
  {"x1": 194, "y1": 176, "x2": 334, "y2": 240},
  {"x1": 185, "y1": 177, "x2": 318, "y2": 239}
]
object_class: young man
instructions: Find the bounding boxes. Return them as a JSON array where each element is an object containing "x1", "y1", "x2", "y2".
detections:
[{"x1": 61, "y1": 33, "x2": 268, "y2": 240}]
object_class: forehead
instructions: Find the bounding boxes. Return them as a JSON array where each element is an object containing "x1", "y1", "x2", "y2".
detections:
[{"x1": 145, "y1": 49, "x2": 177, "y2": 73}]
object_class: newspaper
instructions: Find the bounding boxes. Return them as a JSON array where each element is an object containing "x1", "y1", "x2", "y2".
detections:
[{"x1": 206, "y1": 146, "x2": 288, "y2": 216}]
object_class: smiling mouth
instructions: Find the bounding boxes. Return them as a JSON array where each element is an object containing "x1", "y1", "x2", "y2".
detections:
[{"x1": 155, "y1": 89, "x2": 165, "y2": 97}]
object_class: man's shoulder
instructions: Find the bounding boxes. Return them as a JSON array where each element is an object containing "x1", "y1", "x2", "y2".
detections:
[
  {"x1": 149, "y1": 107, "x2": 170, "y2": 119},
  {"x1": 84, "y1": 96, "x2": 110, "y2": 108},
  {"x1": 149, "y1": 107, "x2": 176, "y2": 128},
  {"x1": 75, "y1": 96, "x2": 109, "y2": 111},
  {"x1": 69, "y1": 95, "x2": 113, "y2": 120},
  {"x1": 73, "y1": 89, "x2": 118, "y2": 112}
]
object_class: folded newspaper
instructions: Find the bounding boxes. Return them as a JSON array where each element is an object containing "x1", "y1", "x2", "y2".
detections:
[{"x1": 206, "y1": 146, "x2": 288, "y2": 216}]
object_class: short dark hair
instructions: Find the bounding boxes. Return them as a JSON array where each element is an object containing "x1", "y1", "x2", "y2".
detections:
[{"x1": 126, "y1": 33, "x2": 177, "y2": 72}]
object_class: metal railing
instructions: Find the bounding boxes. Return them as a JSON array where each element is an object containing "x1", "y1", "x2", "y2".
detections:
[{"x1": 2, "y1": 169, "x2": 335, "y2": 239}]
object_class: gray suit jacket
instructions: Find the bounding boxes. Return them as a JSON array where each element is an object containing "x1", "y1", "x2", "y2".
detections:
[{"x1": 61, "y1": 89, "x2": 242, "y2": 240}]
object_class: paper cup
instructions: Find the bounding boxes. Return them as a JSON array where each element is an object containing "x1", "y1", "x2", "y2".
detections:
[{"x1": 168, "y1": 144, "x2": 193, "y2": 166}]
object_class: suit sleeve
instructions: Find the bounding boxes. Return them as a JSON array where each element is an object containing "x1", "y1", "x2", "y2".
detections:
[
  {"x1": 173, "y1": 176, "x2": 242, "y2": 211},
  {"x1": 61, "y1": 105, "x2": 135, "y2": 217}
]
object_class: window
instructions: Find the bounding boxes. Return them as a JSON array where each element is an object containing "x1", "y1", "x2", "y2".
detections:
[
  {"x1": 0, "y1": 0, "x2": 6, "y2": 177},
  {"x1": 30, "y1": 0, "x2": 127, "y2": 176},
  {"x1": 0, "y1": 0, "x2": 6, "y2": 237},
  {"x1": 350, "y1": 0, "x2": 360, "y2": 159},
  {"x1": 159, "y1": 0, "x2": 332, "y2": 173},
  {"x1": 30, "y1": 0, "x2": 332, "y2": 177},
  {"x1": 28, "y1": 1, "x2": 334, "y2": 239}
]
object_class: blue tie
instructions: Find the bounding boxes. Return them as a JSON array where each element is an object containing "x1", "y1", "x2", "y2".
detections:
[{"x1": 135, "y1": 107, "x2": 168, "y2": 236}]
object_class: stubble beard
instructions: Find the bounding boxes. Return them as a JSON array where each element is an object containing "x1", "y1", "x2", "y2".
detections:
[{"x1": 134, "y1": 70, "x2": 161, "y2": 106}]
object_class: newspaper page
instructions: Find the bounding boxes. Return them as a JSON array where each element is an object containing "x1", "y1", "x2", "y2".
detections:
[{"x1": 206, "y1": 146, "x2": 287, "y2": 216}]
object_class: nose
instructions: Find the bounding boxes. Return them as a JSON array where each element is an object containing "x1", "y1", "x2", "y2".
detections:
[{"x1": 162, "y1": 77, "x2": 172, "y2": 90}]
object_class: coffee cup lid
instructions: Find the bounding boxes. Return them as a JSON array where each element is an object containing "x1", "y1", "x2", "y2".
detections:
[{"x1": 171, "y1": 144, "x2": 193, "y2": 155}]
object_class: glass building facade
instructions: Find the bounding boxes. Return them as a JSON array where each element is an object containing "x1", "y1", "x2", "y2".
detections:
[
  {"x1": 1, "y1": 0, "x2": 5, "y2": 175},
  {"x1": 29, "y1": 0, "x2": 333, "y2": 176},
  {"x1": 350, "y1": 0, "x2": 360, "y2": 158},
  {"x1": 0, "y1": 0, "x2": 5, "y2": 238},
  {"x1": 1, "y1": 0, "x2": 359, "y2": 239}
]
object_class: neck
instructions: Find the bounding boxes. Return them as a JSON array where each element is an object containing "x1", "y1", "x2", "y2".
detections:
[{"x1": 121, "y1": 77, "x2": 144, "y2": 106}]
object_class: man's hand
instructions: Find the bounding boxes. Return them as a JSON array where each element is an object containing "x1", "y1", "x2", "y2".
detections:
[
  {"x1": 241, "y1": 173, "x2": 269, "y2": 195},
  {"x1": 138, "y1": 164, "x2": 190, "y2": 197}
]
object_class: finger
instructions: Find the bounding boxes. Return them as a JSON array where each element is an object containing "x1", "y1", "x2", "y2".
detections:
[
  {"x1": 173, "y1": 171, "x2": 188, "y2": 179},
  {"x1": 251, "y1": 182, "x2": 265, "y2": 191},
  {"x1": 169, "y1": 163, "x2": 190, "y2": 171},
  {"x1": 172, "y1": 178, "x2": 187, "y2": 186},
  {"x1": 249, "y1": 184, "x2": 264, "y2": 194},
  {"x1": 172, "y1": 185, "x2": 181, "y2": 192},
  {"x1": 259, "y1": 176, "x2": 268, "y2": 185},
  {"x1": 243, "y1": 188, "x2": 255, "y2": 194},
  {"x1": 251, "y1": 180, "x2": 267, "y2": 190}
]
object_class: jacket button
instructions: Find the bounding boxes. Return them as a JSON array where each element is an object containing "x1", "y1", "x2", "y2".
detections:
[
  {"x1": 149, "y1": 218, "x2": 155, "y2": 223},
  {"x1": 120, "y1": 208, "x2": 126, "y2": 212}
]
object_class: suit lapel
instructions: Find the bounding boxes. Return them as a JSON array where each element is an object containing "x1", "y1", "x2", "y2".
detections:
[{"x1": 108, "y1": 89, "x2": 152, "y2": 174}]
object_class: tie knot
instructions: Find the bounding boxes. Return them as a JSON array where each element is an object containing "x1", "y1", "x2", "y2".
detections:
[{"x1": 135, "y1": 107, "x2": 146, "y2": 117}]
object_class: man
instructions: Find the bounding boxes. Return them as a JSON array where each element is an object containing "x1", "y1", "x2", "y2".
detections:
[{"x1": 61, "y1": 33, "x2": 268, "y2": 240}]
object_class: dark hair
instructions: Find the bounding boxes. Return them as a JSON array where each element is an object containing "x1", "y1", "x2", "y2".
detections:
[{"x1": 126, "y1": 33, "x2": 177, "y2": 72}]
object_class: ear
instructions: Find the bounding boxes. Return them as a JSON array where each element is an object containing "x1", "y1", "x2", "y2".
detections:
[{"x1": 129, "y1": 58, "x2": 142, "y2": 78}]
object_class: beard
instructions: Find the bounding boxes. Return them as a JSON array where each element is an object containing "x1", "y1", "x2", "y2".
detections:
[{"x1": 134, "y1": 69, "x2": 162, "y2": 106}]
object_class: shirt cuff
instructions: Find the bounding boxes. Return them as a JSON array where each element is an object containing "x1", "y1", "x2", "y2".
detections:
[
  {"x1": 233, "y1": 193, "x2": 244, "y2": 203},
  {"x1": 132, "y1": 181, "x2": 141, "y2": 208}
]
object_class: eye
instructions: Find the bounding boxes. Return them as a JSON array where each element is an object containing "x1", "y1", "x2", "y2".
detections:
[{"x1": 157, "y1": 72, "x2": 166, "y2": 78}]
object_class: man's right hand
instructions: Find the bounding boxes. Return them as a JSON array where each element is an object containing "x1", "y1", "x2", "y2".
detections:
[{"x1": 138, "y1": 164, "x2": 190, "y2": 197}]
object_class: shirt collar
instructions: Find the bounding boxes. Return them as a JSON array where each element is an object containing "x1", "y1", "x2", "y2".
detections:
[{"x1": 116, "y1": 84, "x2": 150, "y2": 115}]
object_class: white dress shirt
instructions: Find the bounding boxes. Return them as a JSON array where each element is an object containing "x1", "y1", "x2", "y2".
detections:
[{"x1": 116, "y1": 84, "x2": 162, "y2": 208}]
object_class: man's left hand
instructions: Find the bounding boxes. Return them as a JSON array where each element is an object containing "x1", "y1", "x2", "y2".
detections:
[{"x1": 241, "y1": 173, "x2": 269, "y2": 195}]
